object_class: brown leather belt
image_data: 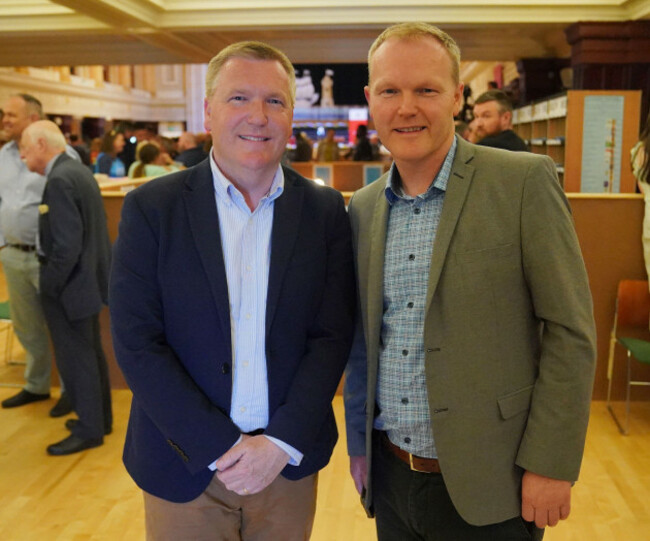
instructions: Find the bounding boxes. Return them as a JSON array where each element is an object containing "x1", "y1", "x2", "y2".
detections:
[
  {"x1": 7, "y1": 243, "x2": 36, "y2": 253},
  {"x1": 381, "y1": 432, "x2": 441, "y2": 473}
]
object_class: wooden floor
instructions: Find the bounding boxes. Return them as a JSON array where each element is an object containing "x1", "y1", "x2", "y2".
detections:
[
  {"x1": 1, "y1": 266, "x2": 650, "y2": 540},
  {"x1": 1, "y1": 369, "x2": 649, "y2": 541}
]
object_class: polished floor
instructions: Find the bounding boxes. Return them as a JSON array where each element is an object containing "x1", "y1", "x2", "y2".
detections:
[{"x1": 1, "y1": 270, "x2": 649, "y2": 539}]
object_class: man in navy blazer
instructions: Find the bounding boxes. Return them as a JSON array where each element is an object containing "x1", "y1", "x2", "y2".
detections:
[{"x1": 110, "y1": 41, "x2": 355, "y2": 539}]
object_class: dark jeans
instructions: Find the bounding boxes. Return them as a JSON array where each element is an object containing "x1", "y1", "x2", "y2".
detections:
[{"x1": 372, "y1": 433, "x2": 544, "y2": 541}]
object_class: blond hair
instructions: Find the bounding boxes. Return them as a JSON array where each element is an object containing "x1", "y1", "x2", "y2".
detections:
[
  {"x1": 205, "y1": 41, "x2": 296, "y2": 107},
  {"x1": 368, "y1": 22, "x2": 461, "y2": 85}
]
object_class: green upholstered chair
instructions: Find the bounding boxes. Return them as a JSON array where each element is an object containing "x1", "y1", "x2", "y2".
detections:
[{"x1": 606, "y1": 280, "x2": 650, "y2": 435}]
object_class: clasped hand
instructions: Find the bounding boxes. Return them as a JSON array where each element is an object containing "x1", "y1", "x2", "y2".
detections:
[{"x1": 215, "y1": 435, "x2": 290, "y2": 496}]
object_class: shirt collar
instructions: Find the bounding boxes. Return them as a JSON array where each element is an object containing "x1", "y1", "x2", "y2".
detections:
[
  {"x1": 209, "y1": 150, "x2": 284, "y2": 208},
  {"x1": 385, "y1": 135, "x2": 458, "y2": 205}
]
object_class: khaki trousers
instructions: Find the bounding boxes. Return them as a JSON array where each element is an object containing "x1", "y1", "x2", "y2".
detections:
[{"x1": 144, "y1": 472, "x2": 317, "y2": 541}]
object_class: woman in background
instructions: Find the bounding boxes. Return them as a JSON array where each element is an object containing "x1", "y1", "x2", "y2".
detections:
[
  {"x1": 632, "y1": 112, "x2": 650, "y2": 284},
  {"x1": 132, "y1": 143, "x2": 182, "y2": 178},
  {"x1": 95, "y1": 131, "x2": 126, "y2": 177}
]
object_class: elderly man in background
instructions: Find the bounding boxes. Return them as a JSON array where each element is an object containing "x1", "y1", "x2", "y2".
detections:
[
  {"x1": 175, "y1": 131, "x2": 208, "y2": 167},
  {"x1": 20, "y1": 120, "x2": 112, "y2": 455},
  {"x1": 472, "y1": 89, "x2": 528, "y2": 151},
  {"x1": 0, "y1": 93, "x2": 77, "y2": 416}
]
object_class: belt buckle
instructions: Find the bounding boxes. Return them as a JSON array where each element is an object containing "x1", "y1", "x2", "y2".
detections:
[{"x1": 408, "y1": 452, "x2": 427, "y2": 473}]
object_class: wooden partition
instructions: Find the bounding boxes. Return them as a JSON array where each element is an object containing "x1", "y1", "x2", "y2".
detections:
[
  {"x1": 290, "y1": 161, "x2": 390, "y2": 192},
  {"x1": 100, "y1": 187, "x2": 650, "y2": 400}
]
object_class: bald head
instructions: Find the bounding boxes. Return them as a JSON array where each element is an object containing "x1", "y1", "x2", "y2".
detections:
[
  {"x1": 178, "y1": 131, "x2": 197, "y2": 152},
  {"x1": 20, "y1": 120, "x2": 66, "y2": 175}
]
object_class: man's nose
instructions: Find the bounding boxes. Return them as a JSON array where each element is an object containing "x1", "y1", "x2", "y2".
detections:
[
  {"x1": 397, "y1": 93, "x2": 417, "y2": 115},
  {"x1": 247, "y1": 100, "x2": 268, "y2": 125}
]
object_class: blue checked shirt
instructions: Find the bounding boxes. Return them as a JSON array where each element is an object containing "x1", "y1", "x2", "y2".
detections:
[{"x1": 374, "y1": 137, "x2": 457, "y2": 458}]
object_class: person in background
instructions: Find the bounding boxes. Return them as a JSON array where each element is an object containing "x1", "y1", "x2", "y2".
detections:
[
  {"x1": 175, "y1": 131, "x2": 209, "y2": 167},
  {"x1": 316, "y1": 127, "x2": 340, "y2": 161},
  {"x1": 117, "y1": 122, "x2": 137, "y2": 171},
  {"x1": 292, "y1": 130, "x2": 313, "y2": 162},
  {"x1": 0, "y1": 93, "x2": 77, "y2": 416},
  {"x1": 352, "y1": 124, "x2": 376, "y2": 161},
  {"x1": 132, "y1": 143, "x2": 182, "y2": 178},
  {"x1": 110, "y1": 40, "x2": 355, "y2": 540},
  {"x1": 95, "y1": 131, "x2": 126, "y2": 177},
  {"x1": 89, "y1": 137, "x2": 102, "y2": 166},
  {"x1": 632, "y1": 112, "x2": 650, "y2": 287},
  {"x1": 20, "y1": 120, "x2": 112, "y2": 455},
  {"x1": 472, "y1": 89, "x2": 528, "y2": 151},
  {"x1": 0, "y1": 108, "x2": 8, "y2": 149},
  {"x1": 344, "y1": 22, "x2": 596, "y2": 540},
  {"x1": 69, "y1": 134, "x2": 91, "y2": 167}
]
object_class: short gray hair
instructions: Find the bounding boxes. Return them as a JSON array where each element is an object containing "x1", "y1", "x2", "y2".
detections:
[{"x1": 23, "y1": 120, "x2": 66, "y2": 151}]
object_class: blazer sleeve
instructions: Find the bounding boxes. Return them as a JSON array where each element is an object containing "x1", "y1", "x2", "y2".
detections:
[
  {"x1": 40, "y1": 175, "x2": 83, "y2": 297},
  {"x1": 515, "y1": 156, "x2": 597, "y2": 481},
  {"x1": 264, "y1": 191, "x2": 356, "y2": 454},
  {"x1": 110, "y1": 191, "x2": 241, "y2": 475}
]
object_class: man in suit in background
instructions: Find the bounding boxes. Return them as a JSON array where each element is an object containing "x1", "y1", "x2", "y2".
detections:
[
  {"x1": 20, "y1": 120, "x2": 112, "y2": 455},
  {"x1": 344, "y1": 23, "x2": 596, "y2": 540},
  {"x1": 175, "y1": 131, "x2": 208, "y2": 167},
  {"x1": 110, "y1": 41, "x2": 355, "y2": 540},
  {"x1": 473, "y1": 89, "x2": 529, "y2": 151}
]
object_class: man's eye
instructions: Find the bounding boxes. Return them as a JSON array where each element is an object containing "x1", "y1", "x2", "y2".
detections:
[
  {"x1": 268, "y1": 98, "x2": 284, "y2": 106},
  {"x1": 230, "y1": 96, "x2": 246, "y2": 102}
]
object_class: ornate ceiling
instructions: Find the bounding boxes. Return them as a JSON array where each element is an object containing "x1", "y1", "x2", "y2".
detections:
[{"x1": 0, "y1": 0, "x2": 648, "y2": 68}]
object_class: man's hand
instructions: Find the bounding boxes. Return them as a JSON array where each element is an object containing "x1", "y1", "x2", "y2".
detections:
[
  {"x1": 215, "y1": 435, "x2": 290, "y2": 496},
  {"x1": 349, "y1": 455, "x2": 367, "y2": 495},
  {"x1": 521, "y1": 470, "x2": 572, "y2": 528}
]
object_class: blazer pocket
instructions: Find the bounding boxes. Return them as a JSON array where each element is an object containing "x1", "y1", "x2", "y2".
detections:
[
  {"x1": 497, "y1": 384, "x2": 534, "y2": 420},
  {"x1": 455, "y1": 243, "x2": 515, "y2": 264}
]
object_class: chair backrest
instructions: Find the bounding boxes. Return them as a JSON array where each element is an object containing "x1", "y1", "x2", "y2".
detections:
[{"x1": 616, "y1": 280, "x2": 650, "y2": 328}]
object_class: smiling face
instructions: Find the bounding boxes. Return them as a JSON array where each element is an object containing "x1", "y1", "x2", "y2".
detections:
[
  {"x1": 203, "y1": 57, "x2": 293, "y2": 187},
  {"x1": 2, "y1": 96, "x2": 37, "y2": 142},
  {"x1": 365, "y1": 36, "x2": 462, "y2": 173}
]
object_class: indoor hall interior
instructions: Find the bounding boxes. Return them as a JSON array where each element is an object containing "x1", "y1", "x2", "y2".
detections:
[{"x1": 2, "y1": 1, "x2": 650, "y2": 540}]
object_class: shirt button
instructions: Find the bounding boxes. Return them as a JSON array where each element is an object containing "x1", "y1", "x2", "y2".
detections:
[
  {"x1": 414, "y1": 208, "x2": 421, "y2": 215},
  {"x1": 240, "y1": 407, "x2": 246, "y2": 413},
  {"x1": 245, "y1": 313, "x2": 252, "y2": 320},
  {"x1": 401, "y1": 397, "x2": 409, "y2": 404},
  {"x1": 404, "y1": 437, "x2": 411, "y2": 444},
  {"x1": 402, "y1": 349, "x2": 408, "y2": 356},
  {"x1": 242, "y1": 360, "x2": 249, "y2": 367},
  {"x1": 246, "y1": 265, "x2": 252, "y2": 271},
  {"x1": 407, "y1": 302, "x2": 414, "y2": 308},
  {"x1": 408, "y1": 254, "x2": 415, "y2": 261}
]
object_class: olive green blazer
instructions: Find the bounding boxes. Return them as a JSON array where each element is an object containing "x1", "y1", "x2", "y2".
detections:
[{"x1": 344, "y1": 136, "x2": 597, "y2": 526}]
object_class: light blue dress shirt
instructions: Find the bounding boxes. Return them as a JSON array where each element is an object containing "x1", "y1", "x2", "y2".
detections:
[
  {"x1": 0, "y1": 141, "x2": 78, "y2": 247},
  {"x1": 207, "y1": 153, "x2": 302, "y2": 470}
]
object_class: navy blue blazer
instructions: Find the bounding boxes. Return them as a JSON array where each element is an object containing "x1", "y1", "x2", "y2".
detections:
[{"x1": 110, "y1": 160, "x2": 355, "y2": 502}]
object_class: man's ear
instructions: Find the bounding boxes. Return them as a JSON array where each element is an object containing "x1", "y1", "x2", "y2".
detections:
[{"x1": 203, "y1": 98, "x2": 211, "y2": 132}]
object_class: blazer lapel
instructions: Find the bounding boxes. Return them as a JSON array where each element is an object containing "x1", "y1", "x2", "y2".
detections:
[
  {"x1": 425, "y1": 139, "x2": 476, "y2": 312},
  {"x1": 365, "y1": 185, "x2": 389, "y2": 376},
  {"x1": 183, "y1": 162, "x2": 232, "y2": 354},
  {"x1": 265, "y1": 170, "x2": 303, "y2": 336}
]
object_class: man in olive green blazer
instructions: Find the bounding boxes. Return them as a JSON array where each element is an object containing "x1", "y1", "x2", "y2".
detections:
[{"x1": 344, "y1": 23, "x2": 597, "y2": 540}]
